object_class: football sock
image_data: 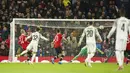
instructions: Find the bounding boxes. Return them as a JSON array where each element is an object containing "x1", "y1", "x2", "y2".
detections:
[
  {"x1": 54, "y1": 56, "x2": 57, "y2": 60},
  {"x1": 85, "y1": 53, "x2": 94, "y2": 63},
  {"x1": 121, "y1": 51, "x2": 124, "y2": 66},
  {"x1": 115, "y1": 51, "x2": 122, "y2": 67},
  {"x1": 60, "y1": 57, "x2": 63, "y2": 61},
  {"x1": 31, "y1": 53, "x2": 36, "y2": 63}
]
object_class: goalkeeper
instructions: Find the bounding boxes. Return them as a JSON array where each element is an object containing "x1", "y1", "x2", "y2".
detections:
[{"x1": 70, "y1": 45, "x2": 104, "y2": 62}]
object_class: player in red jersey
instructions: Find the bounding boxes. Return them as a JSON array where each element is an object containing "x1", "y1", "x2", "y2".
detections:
[
  {"x1": 18, "y1": 29, "x2": 32, "y2": 61},
  {"x1": 51, "y1": 29, "x2": 67, "y2": 64},
  {"x1": 18, "y1": 29, "x2": 29, "y2": 50},
  {"x1": 125, "y1": 35, "x2": 130, "y2": 64}
]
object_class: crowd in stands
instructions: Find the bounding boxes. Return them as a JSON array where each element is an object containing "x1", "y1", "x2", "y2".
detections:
[
  {"x1": 0, "y1": 0, "x2": 119, "y2": 22},
  {"x1": 0, "y1": 0, "x2": 126, "y2": 56}
]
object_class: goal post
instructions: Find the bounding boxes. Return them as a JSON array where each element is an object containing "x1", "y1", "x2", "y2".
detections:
[
  {"x1": 9, "y1": 18, "x2": 115, "y2": 62},
  {"x1": 9, "y1": 20, "x2": 15, "y2": 62}
]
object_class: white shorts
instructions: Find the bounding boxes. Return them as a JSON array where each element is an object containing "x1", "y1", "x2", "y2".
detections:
[
  {"x1": 26, "y1": 42, "x2": 38, "y2": 52},
  {"x1": 86, "y1": 43, "x2": 96, "y2": 53},
  {"x1": 115, "y1": 39, "x2": 127, "y2": 51}
]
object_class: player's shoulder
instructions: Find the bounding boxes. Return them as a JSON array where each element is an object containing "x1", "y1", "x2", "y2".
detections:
[
  {"x1": 57, "y1": 33, "x2": 62, "y2": 35},
  {"x1": 118, "y1": 17, "x2": 129, "y2": 21},
  {"x1": 58, "y1": 33, "x2": 62, "y2": 37},
  {"x1": 33, "y1": 32, "x2": 39, "y2": 34},
  {"x1": 84, "y1": 27, "x2": 88, "y2": 31},
  {"x1": 20, "y1": 34, "x2": 25, "y2": 37},
  {"x1": 118, "y1": 17, "x2": 129, "y2": 24},
  {"x1": 88, "y1": 25, "x2": 96, "y2": 29}
]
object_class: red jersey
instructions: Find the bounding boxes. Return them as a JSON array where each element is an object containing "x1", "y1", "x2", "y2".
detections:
[
  {"x1": 18, "y1": 34, "x2": 29, "y2": 50},
  {"x1": 127, "y1": 35, "x2": 130, "y2": 50},
  {"x1": 53, "y1": 33, "x2": 62, "y2": 48}
]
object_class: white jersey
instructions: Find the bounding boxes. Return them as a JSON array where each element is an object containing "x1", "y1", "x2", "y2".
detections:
[
  {"x1": 79, "y1": 25, "x2": 102, "y2": 44},
  {"x1": 107, "y1": 17, "x2": 130, "y2": 40},
  {"x1": 26, "y1": 31, "x2": 48, "y2": 44}
]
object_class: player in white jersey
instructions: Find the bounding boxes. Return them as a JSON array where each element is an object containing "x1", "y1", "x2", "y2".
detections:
[
  {"x1": 107, "y1": 8, "x2": 130, "y2": 70},
  {"x1": 17, "y1": 28, "x2": 49, "y2": 63},
  {"x1": 78, "y1": 22, "x2": 102, "y2": 67}
]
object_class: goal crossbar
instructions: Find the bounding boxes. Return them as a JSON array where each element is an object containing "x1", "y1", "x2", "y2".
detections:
[{"x1": 13, "y1": 18, "x2": 116, "y2": 21}]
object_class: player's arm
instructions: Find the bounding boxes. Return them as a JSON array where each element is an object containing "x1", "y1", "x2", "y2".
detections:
[
  {"x1": 95, "y1": 28, "x2": 102, "y2": 43},
  {"x1": 25, "y1": 34, "x2": 32, "y2": 41},
  {"x1": 128, "y1": 21, "x2": 130, "y2": 35},
  {"x1": 51, "y1": 36, "x2": 56, "y2": 45},
  {"x1": 40, "y1": 34, "x2": 49, "y2": 41},
  {"x1": 78, "y1": 29, "x2": 85, "y2": 47},
  {"x1": 62, "y1": 36, "x2": 67, "y2": 43},
  {"x1": 107, "y1": 22, "x2": 117, "y2": 39}
]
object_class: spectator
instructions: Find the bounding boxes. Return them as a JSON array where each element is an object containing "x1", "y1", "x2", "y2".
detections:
[
  {"x1": 63, "y1": 0, "x2": 70, "y2": 7},
  {"x1": 1, "y1": 26, "x2": 9, "y2": 41},
  {"x1": 0, "y1": 25, "x2": 2, "y2": 42},
  {"x1": 67, "y1": 31, "x2": 78, "y2": 56}
]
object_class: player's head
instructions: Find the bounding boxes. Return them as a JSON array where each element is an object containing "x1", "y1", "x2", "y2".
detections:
[
  {"x1": 88, "y1": 22, "x2": 93, "y2": 26},
  {"x1": 119, "y1": 8, "x2": 126, "y2": 17},
  {"x1": 20, "y1": 29, "x2": 26, "y2": 34},
  {"x1": 56, "y1": 29, "x2": 61, "y2": 33},
  {"x1": 35, "y1": 27, "x2": 40, "y2": 32}
]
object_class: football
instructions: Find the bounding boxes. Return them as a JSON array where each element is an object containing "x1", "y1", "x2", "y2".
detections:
[{"x1": 99, "y1": 25, "x2": 104, "y2": 29}]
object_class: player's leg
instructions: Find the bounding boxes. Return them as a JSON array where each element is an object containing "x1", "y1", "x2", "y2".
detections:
[
  {"x1": 51, "y1": 48, "x2": 59, "y2": 64},
  {"x1": 119, "y1": 40, "x2": 127, "y2": 67},
  {"x1": 104, "y1": 49, "x2": 114, "y2": 63},
  {"x1": 121, "y1": 51, "x2": 124, "y2": 66},
  {"x1": 85, "y1": 53, "x2": 94, "y2": 67},
  {"x1": 120, "y1": 40, "x2": 127, "y2": 67},
  {"x1": 59, "y1": 51, "x2": 65, "y2": 61},
  {"x1": 126, "y1": 50, "x2": 130, "y2": 64},
  {"x1": 96, "y1": 48, "x2": 104, "y2": 54},
  {"x1": 54, "y1": 49, "x2": 59, "y2": 59},
  {"x1": 27, "y1": 51, "x2": 32, "y2": 61},
  {"x1": 85, "y1": 44, "x2": 96, "y2": 67},
  {"x1": 30, "y1": 52, "x2": 36, "y2": 64},
  {"x1": 115, "y1": 40, "x2": 125, "y2": 70},
  {"x1": 71, "y1": 45, "x2": 87, "y2": 61},
  {"x1": 16, "y1": 50, "x2": 28, "y2": 57},
  {"x1": 17, "y1": 43, "x2": 32, "y2": 57},
  {"x1": 58, "y1": 48, "x2": 65, "y2": 64},
  {"x1": 115, "y1": 51, "x2": 122, "y2": 67},
  {"x1": 30, "y1": 44, "x2": 38, "y2": 64}
]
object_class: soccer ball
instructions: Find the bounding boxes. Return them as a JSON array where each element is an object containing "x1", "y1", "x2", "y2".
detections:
[
  {"x1": 99, "y1": 25, "x2": 104, "y2": 29},
  {"x1": 58, "y1": 61, "x2": 62, "y2": 64}
]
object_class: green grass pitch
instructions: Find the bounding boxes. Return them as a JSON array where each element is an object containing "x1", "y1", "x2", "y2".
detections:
[{"x1": 0, "y1": 63, "x2": 130, "y2": 73}]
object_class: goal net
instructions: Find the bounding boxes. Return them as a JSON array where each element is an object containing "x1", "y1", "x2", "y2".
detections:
[{"x1": 9, "y1": 18, "x2": 115, "y2": 62}]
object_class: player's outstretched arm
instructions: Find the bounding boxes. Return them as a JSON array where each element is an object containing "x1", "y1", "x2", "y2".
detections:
[
  {"x1": 40, "y1": 34, "x2": 49, "y2": 41},
  {"x1": 78, "y1": 29, "x2": 85, "y2": 47},
  {"x1": 95, "y1": 28, "x2": 102, "y2": 43},
  {"x1": 107, "y1": 22, "x2": 116, "y2": 39},
  {"x1": 63, "y1": 36, "x2": 68, "y2": 43},
  {"x1": 25, "y1": 34, "x2": 32, "y2": 41}
]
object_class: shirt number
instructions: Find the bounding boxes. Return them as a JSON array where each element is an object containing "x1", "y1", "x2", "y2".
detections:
[
  {"x1": 87, "y1": 30, "x2": 93, "y2": 37},
  {"x1": 33, "y1": 35, "x2": 38, "y2": 40},
  {"x1": 121, "y1": 23, "x2": 125, "y2": 31}
]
